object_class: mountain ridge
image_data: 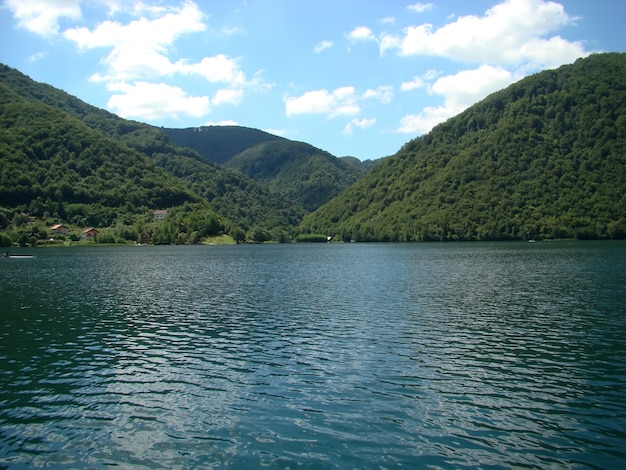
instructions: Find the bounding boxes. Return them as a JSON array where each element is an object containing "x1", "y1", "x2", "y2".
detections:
[{"x1": 302, "y1": 53, "x2": 626, "y2": 241}]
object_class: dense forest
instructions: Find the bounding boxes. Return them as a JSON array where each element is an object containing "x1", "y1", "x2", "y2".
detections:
[
  {"x1": 302, "y1": 53, "x2": 626, "y2": 242},
  {"x1": 224, "y1": 140, "x2": 366, "y2": 211},
  {"x1": 0, "y1": 64, "x2": 309, "y2": 245},
  {"x1": 163, "y1": 125, "x2": 285, "y2": 165}
]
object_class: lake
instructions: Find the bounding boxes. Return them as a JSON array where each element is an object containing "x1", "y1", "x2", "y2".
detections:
[{"x1": 1, "y1": 241, "x2": 625, "y2": 468}]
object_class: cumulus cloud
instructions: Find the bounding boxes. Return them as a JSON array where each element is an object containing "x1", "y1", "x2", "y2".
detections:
[
  {"x1": 177, "y1": 55, "x2": 247, "y2": 85},
  {"x1": 343, "y1": 117, "x2": 376, "y2": 134},
  {"x1": 285, "y1": 87, "x2": 360, "y2": 118},
  {"x1": 400, "y1": 76, "x2": 426, "y2": 91},
  {"x1": 212, "y1": 88, "x2": 243, "y2": 106},
  {"x1": 107, "y1": 81, "x2": 210, "y2": 120},
  {"x1": 397, "y1": 65, "x2": 513, "y2": 134},
  {"x1": 314, "y1": 40, "x2": 333, "y2": 53},
  {"x1": 363, "y1": 86, "x2": 393, "y2": 104},
  {"x1": 407, "y1": 3, "x2": 434, "y2": 14},
  {"x1": 285, "y1": 85, "x2": 394, "y2": 119},
  {"x1": 64, "y1": 2, "x2": 205, "y2": 82},
  {"x1": 381, "y1": 0, "x2": 587, "y2": 68},
  {"x1": 5, "y1": 0, "x2": 81, "y2": 37},
  {"x1": 49, "y1": 1, "x2": 261, "y2": 122},
  {"x1": 347, "y1": 26, "x2": 376, "y2": 42}
]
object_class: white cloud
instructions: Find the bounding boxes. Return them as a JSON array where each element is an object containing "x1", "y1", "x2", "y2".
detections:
[
  {"x1": 344, "y1": 117, "x2": 376, "y2": 134},
  {"x1": 400, "y1": 76, "x2": 425, "y2": 91},
  {"x1": 314, "y1": 40, "x2": 333, "y2": 53},
  {"x1": 56, "y1": 1, "x2": 263, "y2": 122},
  {"x1": 107, "y1": 81, "x2": 210, "y2": 120},
  {"x1": 407, "y1": 3, "x2": 434, "y2": 14},
  {"x1": 397, "y1": 64, "x2": 513, "y2": 134},
  {"x1": 64, "y1": 2, "x2": 205, "y2": 82},
  {"x1": 285, "y1": 85, "x2": 394, "y2": 120},
  {"x1": 285, "y1": 87, "x2": 360, "y2": 118},
  {"x1": 28, "y1": 51, "x2": 46, "y2": 62},
  {"x1": 177, "y1": 55, "x2": 247, "y2": 85},
  {"x1": 212, "y1": 88, "x2": 243, "y2": 106},
  {"x1": 381, "y1": 0, "x2": 588, "y2": 67},
  {"x1": 5, "y1": 0, "x2": 81, "y2": 37},
  {"x1": 347, "y1": 26, "x2": 376, "y2": 42},
  {"x1": 363, "y1": 86, "x2": 393, "y2": 104},
  {"x1": 379, "y1": 16, "x2": 395, "y2": 25},
  {"x1": 221, "y1": 26, "x2": 244, "y2": 36}
]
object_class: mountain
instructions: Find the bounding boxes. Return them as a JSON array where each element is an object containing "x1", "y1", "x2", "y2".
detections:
[
  {"x1": 224, "y1": 140, "x2": 367, "y2": 211},
  {"x1": 0, "y1": 64, "x2": 305, "y2": 244},
  {"x1": 163, "y1": 125, "x2": 285, "y2": 164},
  {"x1": 302, "y1": 53, "x2": 626, "y2": 242},
  {"x1": 164, "y1": 125, "x2": 373, "y2": 211}
]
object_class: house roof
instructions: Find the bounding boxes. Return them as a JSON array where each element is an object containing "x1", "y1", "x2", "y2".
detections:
[{"x1": 50, "y1": 224, "x2": 65, "y2": 230}]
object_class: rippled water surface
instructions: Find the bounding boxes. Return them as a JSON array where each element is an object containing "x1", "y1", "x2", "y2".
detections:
[{"x1": 1, "y1": 242, "x2": 625, "y2": 468}]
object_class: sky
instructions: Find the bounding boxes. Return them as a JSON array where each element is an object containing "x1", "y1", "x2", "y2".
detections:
[{"x1": 1, "y1": 0, "x2": 625, "y2": 160}]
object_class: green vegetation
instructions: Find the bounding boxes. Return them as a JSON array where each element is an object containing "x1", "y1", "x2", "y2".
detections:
[
  {"x1": 0, "y1": 64, "x2": 305, "y2": 244},
  {"x1": 302, "y1": 53, "x2": 626, "y2": 242},
  {"x1": 163, "y1": 125, "x2": 285, "y2": 164},
  {"x1": 225, "y1": 140, "x2": 367, "y2": 211}
]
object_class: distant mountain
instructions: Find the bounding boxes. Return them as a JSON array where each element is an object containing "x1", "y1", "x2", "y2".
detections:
[
  {"x1": 163, "y1": 125, "x2": 285, "y2": 165},
  {"x1": 303, "y1": 53, "x2": 626, "y2": 241},
  {"x1": 163, "y1": 125, "x2": 374, "y2": 211},
  {"x1": 224, "y1": 140, "x2": 367, "y2": 211}
]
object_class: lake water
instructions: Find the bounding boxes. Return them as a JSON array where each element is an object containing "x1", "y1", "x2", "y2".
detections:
[{"x1": 1, "y1": 242, "x2": 625, "y2": 469}]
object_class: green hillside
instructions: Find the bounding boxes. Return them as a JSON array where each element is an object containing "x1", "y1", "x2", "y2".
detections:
[
  {"x1": 0, "y1": 66, "x2": 304, "y2": 243},
  {"x1": 225, "y1": 140, "x2": 367, "y2": 211},
  {"x1": 0, "y1": 81, "x2": 222, "y2": 244},
  {"x1": 0, "y1": 64, "x2": 305, "y2": 244},
  {"x1": 163, "y1": 125, "x2": 285, "y2": 164},
  {"x1": 302, "y1": 53, "x2": 626, "y2": 242}
]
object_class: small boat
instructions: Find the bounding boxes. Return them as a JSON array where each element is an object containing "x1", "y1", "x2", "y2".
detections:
[{"x1": 2, "y1": 251, "x2": 35, "y2": 259}]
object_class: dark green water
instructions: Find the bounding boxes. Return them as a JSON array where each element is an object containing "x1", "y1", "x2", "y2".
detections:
[{"x1": 1, "y1": 242, "x2": 625, "y2": 468}]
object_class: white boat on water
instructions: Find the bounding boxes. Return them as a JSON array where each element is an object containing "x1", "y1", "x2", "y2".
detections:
[{"x1": 2, "y1": 252, "x2": 35, "y2": 259}]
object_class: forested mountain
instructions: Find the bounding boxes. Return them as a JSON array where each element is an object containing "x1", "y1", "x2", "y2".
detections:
[
  {"x1": 164, "y1": 125, "x2": 374, "y2": 211},
  {"x1": 163, "y1": 125, "x2": 285, "y2": 164},
  {"x1": 0, "y1": 64, "x2": 304, "y2": 244},
  {"x1": 224, "y1": 140, "x2": 367, "y2": 211},
  {"x1": 302, "y1": 53, "x2": 626, "y2": 242}
]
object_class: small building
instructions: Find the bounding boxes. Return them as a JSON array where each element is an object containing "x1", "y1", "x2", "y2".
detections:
[
  {"x1": 82, "y1": 228, "x2": 99, "y2": 240},
  {"x1": 138, "y1": 232, "x2": 152, "y2": 244},
  {"x1": 50, "y1": 224, "x2": 69, "y2": 236},
  {"x1": 154, "y1": 210, "x2": 168, "y2": 220}
]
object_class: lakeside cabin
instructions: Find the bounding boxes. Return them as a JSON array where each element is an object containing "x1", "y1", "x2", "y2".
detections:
[
  {"x1": 50, "y1": 224, "x2": 69, "y2": 236},
  {"x1": 82, "y1": 228, "x2": 99, "y2": 240}
]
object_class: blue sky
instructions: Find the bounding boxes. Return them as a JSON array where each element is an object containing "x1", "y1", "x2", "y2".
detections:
[{"x1": 1, "y1": 0, "x2": 624, "y2": 160}]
